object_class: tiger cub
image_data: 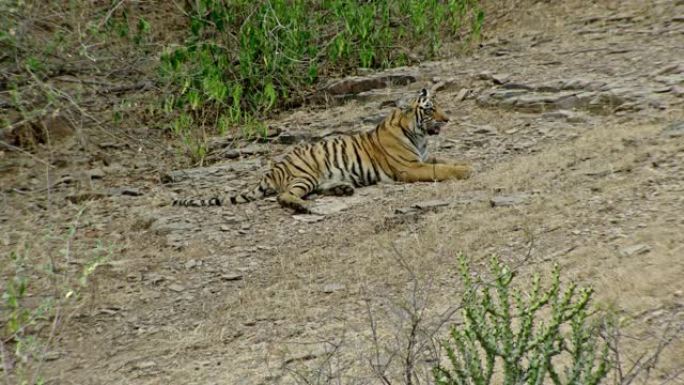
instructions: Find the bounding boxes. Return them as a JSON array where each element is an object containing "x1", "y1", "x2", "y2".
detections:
[{"x1": 173, "y1": 88, "x2": 472, "y2": 213}]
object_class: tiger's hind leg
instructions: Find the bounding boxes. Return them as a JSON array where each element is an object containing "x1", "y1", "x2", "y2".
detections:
[
  {"x1": 317, "y1": 182, "x2": 355, "y2": 197},
  {"x1": 277, "y1": 178, "x2": 316, "y2": 213}
]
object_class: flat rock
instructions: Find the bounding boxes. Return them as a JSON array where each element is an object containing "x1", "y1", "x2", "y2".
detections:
[
  {"x1": 503, "y1": 82, "x2": 536, "y2": 91},
  {"x1": 542, "y1": 110, "x2": 586, "y2": 123},
  {"x1": 671, "y1": 85, "x2": 684, "y2": 97},
  {"x1": 431, "y1": 77, "x2": 462, "y2": 92},
  {"x1": 651, "y1": 62, "x2": 684, "y2": 77},
  {"x1": 554, "y1": 94, "x2": 586, "y2": 110},
  {"x1": 654, "y1": 74, "x2": 684, "y2": 86},
  {"x1": 108, "y1": 187, "x2": 143, "y2": 196},
  {"x1": 309, "y1": 199, "x2": 349, "y2": 215},
  {"x1": 619, "y1": 244, "x2": 651, "y2": 257},
  {"x1": 275, "y1": 130, "x2": 316, "y2": 145},
  {"x1": 221, "y1": 273, "x2": 243, "y2": 281},
  {"x1": 490, "y1": 194, "x2": 529, "y2": 207},
  {"x1": 354, "y1": 89, "x2": 400, "y2": 104},
  {"x1": 455, "y1": 88, "x2": 471, "y2": 101},
  {"x1": 168, "y1": 284, "x2": 185, "y2": 292},
  {"x1": 587, "y1": 91, "x2": 627, "y2": 110},
  {"x1": 162, "y1": 160, "x2": 261, "y2": 183},
  {"x1": 486, "y1": 89, "x2": 530, "y2": 100},
  {"x1": 491, "y1": 73, "x2": 511, "y2": 84},
  {"x1": 533, "y1": 81, "x2": 563, "y2": 92},
  {"x1": 150, "y1": 218, "x2": 195, "y2": 235},
  {"x1": 293, "y1": 214, "x2": 325, "y2": 223},
  {"x1": 412, "y1": 200, "x2": 450, "y2": 210},
  {"x1": 477, "y1": 89, "x2": 594, "y2": 113},
  {"x1": 477, "y1": 71, "x2": 493, "y2": 80},
  {"x1": 513, "y1": 94, "x2": 560, "y2": 112},
  {"x1": 662, "y1": 121, "x2": 684, "y2": 138},
  {"x1": 212, "y1": 144, "x2": 269, "y2": 160},
  {"x1": 134, "y1": 361, "x2": 157, "y2": 370},
  {"x1": 561, "y1": 78, "x2": 607, "y2": 91},
  {"x1": 322, "y1": 283, "x2": 346, "y2": 293},
  {"x1": 87, "y1": 168, "x2": 105, "y2": 179}
]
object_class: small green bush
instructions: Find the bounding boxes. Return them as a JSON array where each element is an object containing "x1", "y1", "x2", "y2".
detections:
[
  {"x1": 433, "y1": 255, "x2": 610, "y2": 385},
  {"x1": 1, "y1": 211, "x2": 112, "y2": 385},
  {"x1": 158, "y1": 0, "x2": 484, "y2": 147}
]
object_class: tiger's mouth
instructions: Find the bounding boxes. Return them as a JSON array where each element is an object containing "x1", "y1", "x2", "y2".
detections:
[{"x1": 426, "y1": 122, "x2": 445, "y2": 135}]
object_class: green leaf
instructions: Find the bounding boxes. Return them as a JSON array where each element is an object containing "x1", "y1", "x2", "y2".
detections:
[{"x1": 263, "y1": 82, "x2": 277, "y2": 111}]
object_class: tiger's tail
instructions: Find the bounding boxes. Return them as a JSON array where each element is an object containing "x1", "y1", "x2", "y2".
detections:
[
  {"x1": 229, "y1": 174, "x2": 277, "y2": 204},
  {"x1": 171, "y1": 196, "x2": 223, "y2": 207},
  {"x1": 172, "y1": 170, "x2": 279, "y2": 207}
]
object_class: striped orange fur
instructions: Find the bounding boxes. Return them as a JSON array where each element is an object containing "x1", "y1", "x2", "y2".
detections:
[{"x1": 173, "y1": 88, "x2": 472, "y2": 213}]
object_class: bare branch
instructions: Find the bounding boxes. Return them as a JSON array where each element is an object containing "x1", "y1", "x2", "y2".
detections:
[{"x1": 98, "y1": 0, "x2": 127, "y2": 28}]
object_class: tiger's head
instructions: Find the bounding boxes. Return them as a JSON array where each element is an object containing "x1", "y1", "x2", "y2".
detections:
[{"x1": 410, "y1": 88, "x2": 450, "y2": 135}]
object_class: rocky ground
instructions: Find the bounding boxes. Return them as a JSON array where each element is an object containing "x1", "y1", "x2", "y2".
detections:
[{"x1": 1, "y1": 0, "x2": 683, "y2": 384}]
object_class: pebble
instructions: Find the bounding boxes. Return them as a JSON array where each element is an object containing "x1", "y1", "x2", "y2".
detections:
[
  {"x1": 87, "y1": 168, "x2": 105, "y2": 179},
  {"x1": 619, "y1": 244, "x2": 651, "y2": 257},
  {"x1": 168, "y1": 284, "x2": 185, "y2": 292},
  {"x1": 221, "y1": 273, "x2": 243, "y2": 281},
  {"x1": 455, "y1": 88, "x2": 470, "y2": 101},
  {"x1": 322, "y1": 283, "x2": 346, "y2": 293},
  {"x1": 293, "y1": 214, "x2": 325, "y2": 223},
  {"x1": 662, "y1": 121, "x2": 684, "y2": 138}
]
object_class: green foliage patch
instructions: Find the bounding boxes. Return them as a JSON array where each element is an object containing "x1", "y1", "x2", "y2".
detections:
[
  {"x1": 1, "y1": 210, "x2": 114, "y2": 385},
  {"x1": 158, "y1": 0, "x2": 484, "y2": 161},
  {"x1": 434, "y1": 255, "x2": 611, "y2": 385}
]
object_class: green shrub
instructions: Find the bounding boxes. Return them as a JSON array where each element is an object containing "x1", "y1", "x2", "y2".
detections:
[
  {"x1": 158, "y1": 0, "x2": 484, "y2": 145},
  {"x1": 433, "y1": 255, "x2": 610, "y2": 385},
  {"x1": 1, "y1": 211, "x2": 112, "y2": 385}
]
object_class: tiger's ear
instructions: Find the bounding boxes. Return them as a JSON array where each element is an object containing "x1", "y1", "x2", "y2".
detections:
[{"x1": 419, "y1": 88, "x2": 429, "y2": 98}]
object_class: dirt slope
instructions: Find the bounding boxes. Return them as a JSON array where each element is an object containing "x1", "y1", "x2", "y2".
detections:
[{"x1": 2, "y1": 1, "x2": 683, "y2": 384}]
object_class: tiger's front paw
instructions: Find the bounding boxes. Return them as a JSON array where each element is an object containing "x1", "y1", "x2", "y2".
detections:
[
  {"x1": 453, "y1": 164, "x2": 473, "y2": 180},
  {"x1": 277, "y1": 193, "x2": 313, "y2": 214}
]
